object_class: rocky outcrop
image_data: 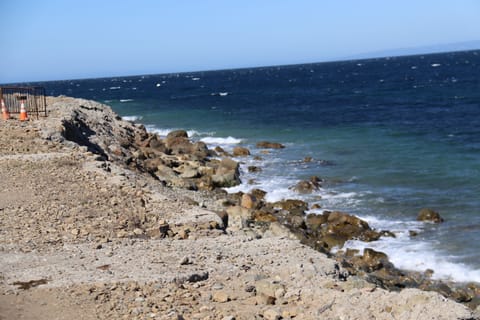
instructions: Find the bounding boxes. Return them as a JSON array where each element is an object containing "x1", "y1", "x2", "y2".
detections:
[{"x1": 5, "y1": 96, "x2": 475, "y2": 319}]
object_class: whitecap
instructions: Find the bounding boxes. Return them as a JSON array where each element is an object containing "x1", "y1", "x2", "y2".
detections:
[
  {"x1": 431, "y1": 63, "x2": 441, "y2": 67},
  {"x1": 109, "y1": 86, "x2": 121, "y2": 90},
  {"x1": 201, "y1": 136, "x2": 242, "y2": 145},
  {"x1": 192, "y1": 77, "x2": 201, "y2": 81},
  {"x1": 120, "y1": 99, "x2": 134, "y2": 103},
  {"x1": 122, "y1": 115, "x2": 142, "y2": 122},
  {"x1": 156, "y1": 83, "x2": 161, "y2": 87}
]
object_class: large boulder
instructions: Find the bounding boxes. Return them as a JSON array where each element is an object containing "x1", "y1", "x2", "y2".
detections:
[
  {"x1": 325, "y1": 211, "x2": 380, "y2": 242},
  {"x1": 417, "y1": 208, "x2": 444, "y2": 223},
  {"x1": 211, "y1": 158, "x2": 241, "y2": 187}
]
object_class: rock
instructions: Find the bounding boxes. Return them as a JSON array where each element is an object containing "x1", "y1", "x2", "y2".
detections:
[
  {"x1": 166, "y1": 130, "x2": 188, "y2": 139},
  {"x1": 252, "y1": 210, "x2": 277, "y2": 223},
  {"x1": 263, "y1": 308, "x2": 282, "y2": 320},
  {"x1": 417, "y1": 208, "x2": 444, "y2": 223},
  {"x1": 256, "y1": 141, "x2": 285, "y2": 149},
  {"x1": 251, "y1": 188, "x2": 267, "y2": 201},
  {"x1": 358, "y1": 248, "x2": 393, "y2": 272},
  {"x1": 305, "y1": 213, "x2": 328, "y2": 230},
  {"x1": 274, "y1": 199, "x2": 308, "y2": 216},
  {"x1": 241, "y1": 193, "x2": 257, "y2": 209},
  {"x1": 291, "y1": 176, "x2": 322, "y2": 194},
  {"x1": 255, "y1": 279, "x2": 285, "y2": 300},
  {"x1": 226, "y1": 206, "x2": 252, "y2": 230},
  {"x1": 325, "y1": 211, "x2": 380, "y2": 242},
  {"x1": 212, "y1": 291, "x2": 230, "y2": 303},
  {"x1": 212, "y1": 158, "x2": 241, "y2": 187},
  {"x1": 165, "y1": 136, "x2": 194, "y2": 155},
  {"x1": 232, "y1": 146, "x2": 250, "y2": 157},
  {"x1": 248, "y1": 166, "x2": 262, "y2": 173},
  {"x1": 174, "y1": 271, "x2": 209, "y2": 284}
]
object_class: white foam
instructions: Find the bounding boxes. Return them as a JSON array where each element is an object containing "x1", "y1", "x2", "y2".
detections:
[
  {"x1": 343, "y1": 236, "x2": 480, "y2": 283},
  {"x1": 431, "y1": 63, "x2": 441, "y2": 67},
  {"x1": 201, "y1": 136, "x2": 242, "y2": 145},
  {"x1": 122, "y1": 115, "x2": 142, "y2": 122},
  {"x1": 109, "y1": 86, "x2": 121, "y2": 90},
  {"x1": 144, "y1": 126, "x2": 207, "y2": 138},
  {"x1": 192, "y1": 77, "x2": 201, "y2": 81},
  {"x1": 156, "y1": 83, "x2": 161, "y2": 87},
  {"x1": 120, "y1": 99, "x2": 134, "y2": 102}
]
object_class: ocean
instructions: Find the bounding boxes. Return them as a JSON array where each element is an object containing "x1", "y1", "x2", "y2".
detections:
[{"x1": 33, "y1": 50, "x2": 480, "y2": 283}]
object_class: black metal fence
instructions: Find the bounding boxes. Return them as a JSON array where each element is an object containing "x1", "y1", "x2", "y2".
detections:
[{"x1": 0, "y1": 86, "x2": 47, "y2": 119}]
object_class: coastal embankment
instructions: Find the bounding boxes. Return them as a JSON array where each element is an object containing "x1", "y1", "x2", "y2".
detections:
[{"x1": 0, "y1": 96, "x2": 478, "y2": 319}]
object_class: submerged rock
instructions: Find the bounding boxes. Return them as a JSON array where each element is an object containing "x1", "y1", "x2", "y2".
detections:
[{"x1": 256, "y1": 141, "x2": 285, "y2": 149}]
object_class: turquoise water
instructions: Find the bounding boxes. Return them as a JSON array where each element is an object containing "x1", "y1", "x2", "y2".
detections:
[{"x1": 36, "y1": 50, "x2": 480, "y2": 282}]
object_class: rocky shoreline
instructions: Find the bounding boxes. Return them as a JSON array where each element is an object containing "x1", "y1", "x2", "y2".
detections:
[{"x1": 0, "y1": 96, "x2": 478, "y2": 319}]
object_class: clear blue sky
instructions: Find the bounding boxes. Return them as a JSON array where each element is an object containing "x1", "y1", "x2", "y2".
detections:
[{"x1": 1, "y1": 0, "x2": 479, "y2": 83}]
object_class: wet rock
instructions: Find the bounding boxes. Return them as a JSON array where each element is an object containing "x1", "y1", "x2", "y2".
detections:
[
  {"x1": 291, "y1": 176, "x2": 322, "y2": 194},
  {"x1": 248, "y1": 166, "x2": 262, "y2": 173},
  {"x1": 357, "y1": 248, "x2": 393, "y2": 272},
  {"x1": 325, "y1": 211, "x2": 381, "y2": 243},
  {"x1": 232, "y1": 146, "x2": 250, "y2": 157},
  {"x1": 417, "y1": 208, "x2": 444, "y2": 223},
  {"x1": 256, "y1": 141, "x2": 285, "y2": 149},
  {"x1": 273, "y1": 199, "x2": 308, "y2": 216}
]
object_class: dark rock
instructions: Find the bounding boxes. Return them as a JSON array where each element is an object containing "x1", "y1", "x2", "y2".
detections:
[
  {"x1": 248, "y1": 166, "x2": 262, "y2": 173},
  {"x1": 256, "y1": 141, "x2": 285, "y2": 149},
  {"x1": 251, "y1": 189, "x2": 267, "y2": 201},
  {"x1": 252, "y1": 210, "x2": 277, "y2": 223},
  {"x1": 417, "y1": 208, "x2": 444, "y2": 223},
  {"x1": 359, "y1": 248, "x2": 392, "y2": 272},
  {"x1": 305, "y1": 213, "x2": 328, "y2": 230},
  {"x1": 273, "y1": 199, "x2": 308, "y2": 215}
]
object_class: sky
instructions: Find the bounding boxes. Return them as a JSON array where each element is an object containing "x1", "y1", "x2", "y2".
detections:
[{"x1": 1, "y1": 0, "x2": 479, "y2": 83}]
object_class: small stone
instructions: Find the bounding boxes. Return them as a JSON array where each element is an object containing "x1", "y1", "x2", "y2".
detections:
[
  {"x1": 212, "y1": 291, "x2": 230, "y2": 303},
  {"x1": 179, "y1": 256, "x2": 191, "y2": 265},
  {"x1": 178, "y1": 228, "x2": 189, "y2": 239},
  {"x1": 263, "y1": 308, "x2": 281, "y2": 320}
]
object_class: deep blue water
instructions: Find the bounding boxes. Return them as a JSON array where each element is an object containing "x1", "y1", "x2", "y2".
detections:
[{"x1": 33, "y1": 50, "x2": 480, "y2": 282}]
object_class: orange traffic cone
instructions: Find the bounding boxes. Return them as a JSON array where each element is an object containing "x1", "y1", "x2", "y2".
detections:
[
  {"x1": 1, "y1": 99, "x2": 10, "y2": 120},
  {"x1": 19, "y1": 101, "x2": 28, "y2": 121}
]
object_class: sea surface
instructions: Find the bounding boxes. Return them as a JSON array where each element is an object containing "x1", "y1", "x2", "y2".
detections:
[{"x1": 33, "y1": 50, "x2": 480, "y2": 283}]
